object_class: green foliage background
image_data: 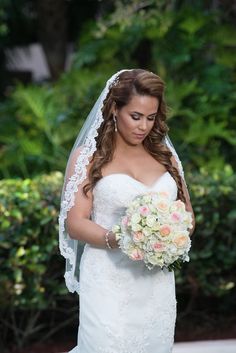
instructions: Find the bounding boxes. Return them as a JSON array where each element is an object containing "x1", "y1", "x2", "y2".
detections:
[
  {"x1": 1, "y1": 170, "x2": 236, "y2": 348},
  {"x1": 0, "y1": 0, "x2": 236, "y2": 350},
  {"x1": 0, "y1": 0, "x2": 235, "y2": 177}
]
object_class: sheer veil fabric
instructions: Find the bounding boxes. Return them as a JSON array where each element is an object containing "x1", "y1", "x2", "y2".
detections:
[{"x1": 58, "y1": 69, "x2": 187, "y2": 295}]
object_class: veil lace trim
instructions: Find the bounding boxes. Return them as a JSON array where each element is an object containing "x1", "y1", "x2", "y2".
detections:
[
  {"x1": 58, "y1": 71, "x2": 129, "y2": 293},
  {"x1": 58, "y1": 69, "x2": 187, "y2": 294}
]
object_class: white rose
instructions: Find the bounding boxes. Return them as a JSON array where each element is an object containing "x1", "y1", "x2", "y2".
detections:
[
  {"x1": 112, "y1": 225, "x2": 121, "y2": 233},
  {"x1": 168, "y1": 244, "x2": 178, "y2": 254},
  {"x1": 131, "y1": 213, "x2": 141, "y2": 224},
  {"x1": 146, "y1": 214, "x2": 157, "y2": 227},
  {"x1": 143, "y1": 227, "x2": 151, "y2": 237},
  {"x1": 131, "y1": 223, "x2": 142, "y2": 232}
]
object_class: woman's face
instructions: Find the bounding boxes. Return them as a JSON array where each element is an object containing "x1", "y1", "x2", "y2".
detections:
[{"x1": 114, "y1": 94, "x2": 159, "y2": 146}]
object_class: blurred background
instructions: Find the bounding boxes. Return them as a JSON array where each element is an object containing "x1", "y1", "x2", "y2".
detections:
[{"x1": 0, "y1": 0, "x2": 235, "y2": 352}]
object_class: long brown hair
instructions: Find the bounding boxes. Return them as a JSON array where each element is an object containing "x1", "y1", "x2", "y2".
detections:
[{"x1": 83, "y1": 69, "x2": 186, "y2": 202}]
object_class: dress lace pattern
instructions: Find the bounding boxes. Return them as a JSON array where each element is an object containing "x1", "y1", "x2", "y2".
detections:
[{"x1": 70, "y1": 172, "x2": 178, "y2": 353}]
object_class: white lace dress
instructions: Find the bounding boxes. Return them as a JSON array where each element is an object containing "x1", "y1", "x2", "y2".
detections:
[{"x1": 69, "y1": 172, "x2": 178, "y2": 353}]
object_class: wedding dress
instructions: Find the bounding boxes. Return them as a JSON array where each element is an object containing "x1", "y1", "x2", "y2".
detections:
[{"x1": 69, "y1": 171, "x2": 178, "y2": 353}]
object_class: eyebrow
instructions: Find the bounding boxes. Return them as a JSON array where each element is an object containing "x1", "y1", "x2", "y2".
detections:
[{"x1": 131, "y1": 111, "x2": 157, "y2": 117}]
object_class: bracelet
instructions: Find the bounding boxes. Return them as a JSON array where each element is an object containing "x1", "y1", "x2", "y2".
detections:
[{"x1": 104, "y1": 230, "x2": 113, "y2": 249}]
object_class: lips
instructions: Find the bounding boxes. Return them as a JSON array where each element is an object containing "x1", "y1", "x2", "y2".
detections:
[{"x1": 134, "y1": 134, "x2": 146, "y2": 139}]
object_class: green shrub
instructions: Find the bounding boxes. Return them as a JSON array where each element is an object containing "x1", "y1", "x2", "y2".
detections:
[
  {"x1": 1, "y1": 2, "x2": 236, "y2": 178},
  {"x1": 0, "y1": 169, "x2": 235, "y2": 349},
  {"x1": 0, "y1": 172, "x2": 63, "y2": 308},
  {"x1": 72, "y1": 1, "x2": 236, "y2": 172},
  {"x1": 0, "y1": 172, "x2": 77, "y2": 350},
  {"x1": 0, "y1": 70, "x2": 109, "y2": 178},
  {"x1": 175, "y1": 166, "x2": 236, "y2": 316}
]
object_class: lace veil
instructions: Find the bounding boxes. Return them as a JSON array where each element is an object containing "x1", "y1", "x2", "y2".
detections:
[{"x1": 58, "y1": 69, "x2": 187, "y2": 294}]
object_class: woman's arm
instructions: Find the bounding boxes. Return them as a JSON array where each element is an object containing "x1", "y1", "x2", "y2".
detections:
[
  {"x1": 65, "y1": 149, "x2": 119, "y2": 249},
  {"x1": 171, "y1": 156, "x2": 196, "y2": 236}
]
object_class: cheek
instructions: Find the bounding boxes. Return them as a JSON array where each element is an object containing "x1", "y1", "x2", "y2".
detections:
[{"x1": 119, "y1": 114, "x2": 136, "y2": 130}]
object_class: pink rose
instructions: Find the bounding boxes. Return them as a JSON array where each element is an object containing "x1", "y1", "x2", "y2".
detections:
[
  {"x1": 174, "y1": 200, "x2": 185, "y2": 211},
  {"x1": 130, "y1": 248, "x2": 144, "y2": 260},
  {"x1": 174, "y1": 200, "x2": 185, "y2": 210},
  {"x1": 156, "y1": 201, "x2": 169, "y2": 212},
  {"x1": 122, "y1": 216, "x2": 129, "y2": 226},
  {"x1": 173, "y1": 235, "x2": 188, "y2": 248},
  {"x1": 139, "y1": 206, "x2": 150, "y2": 216},
  {"x1": 171, "y1": 212, "x2": 181, "y2": 223},
  {"x1": 159, "y1": 224, "x2": 171, "y2": 237},
  {"x1": 133, "y1": 231, "x2": 144, "y2": 242},
  {"x1": 152, "y1": 242, "x2": 165, "y2": 251}
]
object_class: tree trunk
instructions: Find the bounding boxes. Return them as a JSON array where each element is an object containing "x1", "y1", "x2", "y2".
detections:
[{"x1": 37, "y1": 0, "x2": 67, "y2": 80}]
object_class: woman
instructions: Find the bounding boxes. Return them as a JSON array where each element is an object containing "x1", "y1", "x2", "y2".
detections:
[{"x1": 59, "y1": 69, "x2": 195, "y2": 353}]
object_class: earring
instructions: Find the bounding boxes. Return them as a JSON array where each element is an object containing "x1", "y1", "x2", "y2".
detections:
[{"x1": 113, "y1": 114, "x2": 117, "y2": 132}]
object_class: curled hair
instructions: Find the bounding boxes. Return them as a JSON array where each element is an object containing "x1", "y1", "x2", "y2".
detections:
[{"x1": 83, "y1": 69, "x2": 186, "y2": 203}]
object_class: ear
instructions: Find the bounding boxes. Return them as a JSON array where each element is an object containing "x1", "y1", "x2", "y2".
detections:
[{"x1": 111, "y1": 102, "x2": 118, "y2": 116}]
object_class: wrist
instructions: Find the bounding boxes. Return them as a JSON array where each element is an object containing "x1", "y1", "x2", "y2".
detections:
[{"x1": 104, "y1": 230, "x2": 118, "y2": 249}]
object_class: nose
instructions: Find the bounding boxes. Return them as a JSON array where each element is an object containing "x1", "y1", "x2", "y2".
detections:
[{"x1": 138, "y1": 118, "x2": 147, "y2": 131}]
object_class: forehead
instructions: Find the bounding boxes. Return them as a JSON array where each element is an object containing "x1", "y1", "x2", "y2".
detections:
[{"x1": 124, "y1": 94, "x2": 159, "y2": 114}]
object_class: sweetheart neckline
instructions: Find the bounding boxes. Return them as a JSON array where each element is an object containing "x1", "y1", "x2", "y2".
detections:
[{"x1": 98, "y1": 171, "x2": 170, "y2": 189}]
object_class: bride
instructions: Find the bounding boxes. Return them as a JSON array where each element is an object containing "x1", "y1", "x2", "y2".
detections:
[{"x1": 59, "y1": 69, "x2": 195, "y2": 353}]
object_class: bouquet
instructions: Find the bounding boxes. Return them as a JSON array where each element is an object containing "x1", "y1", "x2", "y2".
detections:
[{"x1": 112, "y1": 191, "x2": 193, "y2": 271}]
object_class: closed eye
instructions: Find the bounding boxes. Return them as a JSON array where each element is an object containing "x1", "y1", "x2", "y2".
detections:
[
  {"x1": 131, "y1": 114, "x2": 156, "y2": 121},
  {"x1": 131, "y1": 115, "x2": 140, "y2": 120}
]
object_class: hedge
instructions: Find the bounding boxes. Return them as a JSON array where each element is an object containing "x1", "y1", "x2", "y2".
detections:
[{"x1": 0, "y1": 169, "x2": 235, "y2": 349}]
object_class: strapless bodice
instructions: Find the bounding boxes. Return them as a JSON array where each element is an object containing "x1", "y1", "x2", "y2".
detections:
[{"x1": 91, "y1": 172, "x2": 178, "y2": 229}]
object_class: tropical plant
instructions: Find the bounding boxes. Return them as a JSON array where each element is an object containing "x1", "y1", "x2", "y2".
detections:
[
  {"x1": 0, "y1": 69, "x2": 108, "y2": 177},
  {"x1": 0, "y1": 0, "x2": 235, "y2": 177},
  {"x1": 73, "y1": 0, "x2": 236, "y2": 171}
]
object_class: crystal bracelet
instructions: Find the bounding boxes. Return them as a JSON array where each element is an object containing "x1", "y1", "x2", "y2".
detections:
[{"x1": 104, "y1": 230, "x2": 113, "y2": 249}]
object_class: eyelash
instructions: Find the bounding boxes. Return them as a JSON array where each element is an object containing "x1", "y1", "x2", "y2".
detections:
[{"x1": 131, "y1": 115, "x2": 155, "y2": 121}]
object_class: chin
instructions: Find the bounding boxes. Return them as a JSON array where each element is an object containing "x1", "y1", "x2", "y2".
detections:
[
  {"x1": 131, "y1": 140, "x2": 143, "y2": 146},
  {"x1": 120, "y1": 134, "x2": 144, "y2": 146}
]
